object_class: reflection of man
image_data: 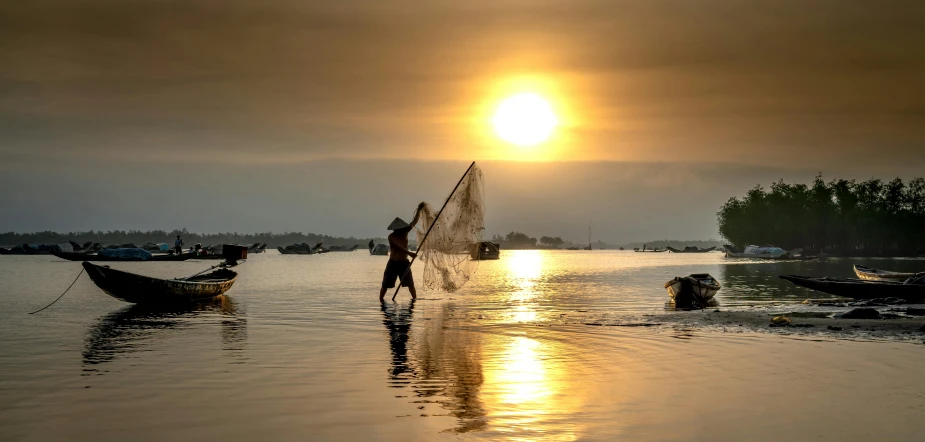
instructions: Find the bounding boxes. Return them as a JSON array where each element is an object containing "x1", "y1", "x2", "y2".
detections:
[{"x1": 381, "y1": 300, "x2": 415, "y2": 379}]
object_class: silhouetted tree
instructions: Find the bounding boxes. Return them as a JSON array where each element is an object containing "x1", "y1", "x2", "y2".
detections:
[{"x1": 718, "y1": 176, "x2": 925, "y2": 256}]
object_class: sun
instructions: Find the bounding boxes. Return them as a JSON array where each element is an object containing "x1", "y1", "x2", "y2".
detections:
[{"x1": 492, "y1": 93, "x2": 558, "y2": 146}]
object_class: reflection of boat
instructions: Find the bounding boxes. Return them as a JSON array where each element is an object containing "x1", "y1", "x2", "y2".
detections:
[
  {"x1": 854, "y1": 265, "x2": 924, "y2": 282},
  {"x1": 53, "y1": 250, "x2": 194, "y2": 262},
  {"x1": 667, "y1": 246, "x2": 717, "y2": 253},
  {"x1": 470, "y1": 242, "x2": 500, "y2": 260},
  {"x1": 665, "y1": 273, "x2": 721, "y2": 306},
  {"x1": 779, "y1": 275, "x2": 925, "y2": 301},
  {"x1": 370, "y1": 243, "x2": 389, "y2": 256},
  {"x1": 83, "y1": 297, "x2": 246, "y2": 371},
  {"x1": 82, "y1": 261, "x2": 238, "y2": 303}
]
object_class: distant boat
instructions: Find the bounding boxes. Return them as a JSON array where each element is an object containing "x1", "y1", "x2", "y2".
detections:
[
  {"x1": 277, "y1": 243, "x2": 316, "y2": 255},
  {"x1": 853, "y1": 265, "x2": 924, "y2": 283},
  {"x1": 247, "y1": 243, "x2": 267, "y2": 254},
  {"x1": 324, "y1": 244, "x2": 359, "y2": 252},
  {"x1": 470, "y1": 242, "x2": 500, "y2": 260},
  {"x1": 667, "y1": 246, "x2": 717, "y2": 253},
  {"x1": 723, "y1": 244, "x2": 791, "y2": 259},
  {"x1": 53, "y1": 250, "x2": 194, "y2": 262},
  {"x1": 82, "y1": 261, "x2": 238, "y2": 304},
  {"x1": 370, "y1": 243, "x2": 389, "y2": 256},
  {"x1": 779, "y1": 274, "x2": 925, "y2": 301},
  {"x1": 665, "y1": 273, "x2": 721, "y2": 306},
  {"x1": 634, "y1": 248, "x2": 666, "y2": 253}
]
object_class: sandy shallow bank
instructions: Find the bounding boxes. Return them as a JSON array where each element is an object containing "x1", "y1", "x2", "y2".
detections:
[{"x1": 578, "y1": 306, "x2": 925, "y2": 342}]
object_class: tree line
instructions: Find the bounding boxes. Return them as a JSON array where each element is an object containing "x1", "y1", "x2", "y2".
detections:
[
  {"x1": 0, "y1": 229, "x2": 382, "y2": 248},
  {"x1": 718, "y1": 176, "x2": 925, "y2": 256}
]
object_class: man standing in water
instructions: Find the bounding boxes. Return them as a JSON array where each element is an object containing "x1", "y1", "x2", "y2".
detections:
[{"x1": 380, "y1": 203, "x2": 426, "y2": 301}]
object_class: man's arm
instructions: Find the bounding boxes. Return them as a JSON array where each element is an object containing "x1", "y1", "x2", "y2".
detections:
[{"x1": 410, "y1": 202, "x2": 427, "y2": 227}]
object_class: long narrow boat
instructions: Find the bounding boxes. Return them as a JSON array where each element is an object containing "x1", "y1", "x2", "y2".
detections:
[
  {"x1": 667, "y1": 246, "x2": 717, "y2": 253},
  {"x1": 779, "y1": 275, "x2": 925, "y2": 301},
  {"x1": 853, "y1": 265, "x2": 924, "y2": 283},
  {"x1": 634, "y1": 249, "x2": 667, "y2": 253},
  {"x1": 82, "y1": 261, "x2": 238, "y2": 303},
  {"x1": 53, "y1": 251, "x2": 194, "y2": 262}
]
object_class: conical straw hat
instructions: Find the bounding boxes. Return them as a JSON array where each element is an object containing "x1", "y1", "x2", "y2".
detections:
[{"x1": 387, "y1": 217, "x2": 411, "y2": 230}]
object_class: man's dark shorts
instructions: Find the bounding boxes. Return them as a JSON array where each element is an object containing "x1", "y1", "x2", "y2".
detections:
[{"x1": 382, "y1": 259, "x2": 414, "y2": 289}]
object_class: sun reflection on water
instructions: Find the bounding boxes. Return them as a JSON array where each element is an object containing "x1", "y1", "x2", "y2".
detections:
[{"x1": 505, "y1": 250, "x2": 543, "y2": 321}]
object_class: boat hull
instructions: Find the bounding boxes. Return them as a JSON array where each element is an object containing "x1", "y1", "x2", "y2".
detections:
[
  {"x1": 82, "y1": 262, "x2": 237, "y2": 303},
  {"x1": 779, "y1": 275, "x2": 925, "y2": 301},
  {"x1": 667, "y1": 246, "x2": 717, "y2": 253},
  {"x1": 665, "y1": 274, "x2": 721, "y2": 306},
  {"x1": 53, "y1": 251, "x2": 194, "y2": 262},
  {"x1": 853, "y1": 265, "x2": 923, "y2": 282}
]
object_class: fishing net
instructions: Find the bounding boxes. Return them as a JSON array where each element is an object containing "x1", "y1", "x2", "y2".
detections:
[{"x1": 414, "y1": 164, "x2": 485, "y2": 292}]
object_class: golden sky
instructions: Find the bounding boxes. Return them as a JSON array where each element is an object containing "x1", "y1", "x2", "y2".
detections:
[
  {"x1": 2, "y1": 0, "x2": 923, "y2": 168},
  {"x1": 1, "y1": 1, "x2": 923, "y2": 238}
]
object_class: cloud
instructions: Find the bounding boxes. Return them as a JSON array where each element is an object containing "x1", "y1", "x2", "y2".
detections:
[{"x1": 1, "y1": 0, "x2": 922, "y2": 166}]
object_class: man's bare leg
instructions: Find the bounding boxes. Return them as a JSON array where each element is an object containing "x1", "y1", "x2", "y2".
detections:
[
  {"x1": 379, "y1": 287, "x2": 388, "y2": 302},
  {"x1": 407, "y1": 282, "x2": 417, "y2": 300}
]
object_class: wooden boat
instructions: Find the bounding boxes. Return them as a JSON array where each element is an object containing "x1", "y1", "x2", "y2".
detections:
[
  {"x1": 277, "y1": 243, "x2": 317, "y2": 254},
  {"x1": 665, "y1": 273, "x2": 721, "y2": 306},
  {"x1": 634, "y1": 249, "x2": 667, "y2": 253},
  {"x1": 82, "y1": 261, "x2": 238, "y2": 303},
  {"x1": 667, "y1": 246, "x2": 717, "y2": 253},
  {"x1": 245, "y1": 243, "x2": 267, "y2": 254},
  {"x1": 853, "y1": 265, "x2": 924, "y2": 283},
  {"x1": 779, "y1": 275, "x2": 925, "y2": 301},
  {"x1": 325, "y1": 244, "x2": 359, "y2": 252},
  {"x1": 470, "y1": 242, "x2": 500, "y2": 260},
  {"x1": 53, "y1": 251, "x2": 194, "y2": 262}
]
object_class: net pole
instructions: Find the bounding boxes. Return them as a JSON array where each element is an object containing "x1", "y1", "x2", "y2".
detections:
[{"x1": 392, "y1": 161, "x2": 476, "y2": 301}]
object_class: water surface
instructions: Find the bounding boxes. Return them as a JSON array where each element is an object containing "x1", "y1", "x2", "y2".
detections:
[{"x1": 2, "y1": 251, "x2": 923, "y2": 441}]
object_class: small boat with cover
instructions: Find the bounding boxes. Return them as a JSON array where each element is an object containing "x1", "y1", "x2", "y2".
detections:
[
  {"x1": 853, "y1": 265, "x2": 925, "y2": 283},
  {"x1": 665, "y1": 273, "x2": 721, "y2": 306},
  {"x1": 779, "y1": 274, "x2": 925, "y2": 301}
]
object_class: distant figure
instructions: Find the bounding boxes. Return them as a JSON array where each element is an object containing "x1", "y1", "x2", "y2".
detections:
[
  {"x1": 380, "y1": 203, "x2": 425, "y2": 301},
  {"x1": 643, "y1": 243, "x2": 646, "y2": 251},
  {"x1": 174, "y1": 235, "x2": 183, "y2": 255},
  {"x1": 368, "y1": 239, "x2": 375, "y2": 252}
]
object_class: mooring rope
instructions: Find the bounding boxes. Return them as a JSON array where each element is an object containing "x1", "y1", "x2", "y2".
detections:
[{"x1": 29, "y1": 267, "x2": 85, "y2": 315}]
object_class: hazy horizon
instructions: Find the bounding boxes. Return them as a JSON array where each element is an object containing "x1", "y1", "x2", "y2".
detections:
[{"x1": 2, "y1": 159, "x2": 919, "y2": 244}]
